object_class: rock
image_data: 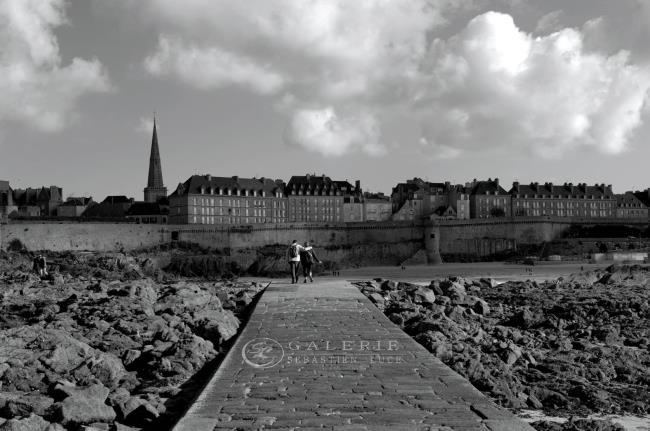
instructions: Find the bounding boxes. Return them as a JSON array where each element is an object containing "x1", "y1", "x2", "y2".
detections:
[
  {"x1": 86, "y1": 352, "x2": 128, "y2": 388},
  {"x1": 122, "y1": 350, "x2": 141, "y2": 368},
  {"x1": 0, "y1": 414, "x2": 51, "y2": 431},
  {"x1": 412, "y1": 287, "x2": 435, "y2": 306},
  {"x1": 473, "y1": 299, "x2": 490, "y2": 315},
  {"x1": 2, "y1": 395, "x2": 54, "y2": 418},
  {"x1": 54, "y1": 391, "x2": 116, "y2": 427},
  {"x1": 124, "y1": 401, "x2": 158, "y2": 427}
]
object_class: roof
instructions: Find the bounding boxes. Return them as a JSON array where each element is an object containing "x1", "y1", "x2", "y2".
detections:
[
  {"x1": 126, "y1": 202, "x2": 169, "y2": 216},
  {"x1": 286, "y1": 175, "x2": 360, "y2": 196},
  {"x1": 509, "y1": 182, "x2": 614, "y2": 199},
  {"x1": 82, "y1": 198, "x2": 132, "y2": 218},
  {"x1": 469, "y1": 180, "x2": 508, "y2": 196},
  {"x1": 392, "y1": 178, "x2": 450, "y2": 195},
  {"x1": 170, "y1": 175, "x2": 285, "y2": 197},
  {"x1": 101, "y1": 196, "x2": 133, "y2": 204},
  {"x1": 616, "y1": 192, "x2": 647, "y2": 207},
  {"x1": 11, "y1": 186, "x2": 63, "y2": 205},
  {"x1": 633, "y1": 190, "x2": 650, "y2": 206},
  {"x1": 61, "y1": 197, "x2": 93, "y2": 207}
]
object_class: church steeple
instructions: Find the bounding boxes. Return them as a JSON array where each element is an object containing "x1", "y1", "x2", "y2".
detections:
[{"x1": 144, "y1": 114, "x2": 167, "y2": 202}]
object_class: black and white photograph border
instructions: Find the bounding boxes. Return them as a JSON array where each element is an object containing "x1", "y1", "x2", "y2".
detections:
[{"x1": 1, "y1": 1, "x2": 650, "y2": 430}]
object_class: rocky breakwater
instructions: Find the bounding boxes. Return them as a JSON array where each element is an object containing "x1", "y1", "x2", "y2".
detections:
[
  {"x1": 355, "y1": 264, "x2": 650, "y2": 431},
  {"x1": 0, "y1": 254, "x2": 264, "y2": 431}
]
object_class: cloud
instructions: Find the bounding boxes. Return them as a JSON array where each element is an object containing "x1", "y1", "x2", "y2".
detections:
[
  {"x1": 535, "y1": 10, "x2": 564, "y2": 34},
  {"x1": 144, "y1": 36, "x2": 286, "y2": 95},
  {"x1": 417, "y1": 11, "x2": 650, "y2": 157},
  {"x1": 116, "y1": 1, "x2": 650, "y2": 159},
  {"x1": 285, "y1": 107, "x2": 385, "y2": 157},
  {"x1": 0, "y1": 0, "x2": 110, "y2": 133}
]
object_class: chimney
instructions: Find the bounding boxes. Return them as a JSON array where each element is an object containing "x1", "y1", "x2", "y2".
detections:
[
  {"x1": 494, "y1": 178, "x2": 499, "y2": 186},
  {"x1": 355, "y1": 180, "x2": 361, "y2": 191},
  {"x1": 513, "y1": 181, "x2": 520, "y2": 193},
  {"x1": 206, "y1": 174, "x2": 211, "y2": 181}
]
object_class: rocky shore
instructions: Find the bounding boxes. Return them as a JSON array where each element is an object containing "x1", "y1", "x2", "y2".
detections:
[
  {"x1": 0, "y1": 251, "x2": 264, "y2": 430},
  {"x1": 355, "y1": 265, "x2": 650, "y2": 431}
]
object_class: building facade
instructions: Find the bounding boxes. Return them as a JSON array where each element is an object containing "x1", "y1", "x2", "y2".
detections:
[
  {"x1": 285, "y1": 175, "x2": 362, "y2": 223},
  {"x1": 467, "y1": 178, "x2": 510, "y2": 219},
  {"x1": 510, "y1": 182, "x2": 616, "y2": 218},
  {"x1": 169, "y1": 175, "x2": 287, "y2": 225},
  {"x1": 58, "y1": 197, "x2": 94, "y2": 217},
  {"x1": 11, "y1": 186, "x2": 63, "y2": 217},
  {"x1": 0, "y1": 181, "x2": 16, "y2": 220},
  {"x1": 615, "y1": 192, "x2": 648, "y2": 220},
  {"x1": 363, "y1": 193, "x2": 392, "y2": 222}
]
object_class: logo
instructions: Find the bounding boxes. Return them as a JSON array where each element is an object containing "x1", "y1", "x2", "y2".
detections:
[{"x1": 242, "y1": 338, "x2": 284, "y2": 369}]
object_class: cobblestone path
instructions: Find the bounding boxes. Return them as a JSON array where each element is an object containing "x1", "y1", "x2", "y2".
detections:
[{"x1": 173, "y1": 281, "x2": 534, "y2": 430}]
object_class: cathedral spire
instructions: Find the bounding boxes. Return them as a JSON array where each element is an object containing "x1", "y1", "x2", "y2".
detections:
[{"x1": 144, "y1": 114, "x2": 167, "y2": 202}]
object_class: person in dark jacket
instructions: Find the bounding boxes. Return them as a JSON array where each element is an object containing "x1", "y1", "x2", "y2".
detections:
[{"x1": 300, "y1": 241, "x2": 322, "y2": 283}]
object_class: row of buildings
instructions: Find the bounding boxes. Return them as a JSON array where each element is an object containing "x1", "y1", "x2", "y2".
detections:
[
  {"x1": 2, "y1": 118, "x2": 648, "y2": 225},
  {"x1": 390, "y1": 178, "x2": 649, "y2": 222}
]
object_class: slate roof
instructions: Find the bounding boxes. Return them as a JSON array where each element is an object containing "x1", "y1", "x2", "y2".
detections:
[
  {"x1": 12, "y1": 186, "x2": 63, "y2": 205},
  {"x1": 509, "y1": 182, "x2": 614, "y2": 199},
  {"x1": 469, "y1": 180, "x2": 509, "y2": 196},
  {"x1": 285, "y1": 175, "x2": 360, "y2": 196},
  {"x1": 170, "y1": 175, "x2": 285, "y2": 197},
  {"x1": 61, "y1": 197, "x2": 93, "y2": 207},
  {"x1": 616, "y1": 192, "x2": 647, "y2": 208}
]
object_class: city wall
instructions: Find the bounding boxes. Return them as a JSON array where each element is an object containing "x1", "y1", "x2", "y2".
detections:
[
  {"x1": 0, "y1": 221, "x2": 424, "y2": 267},
  {"x1": 1, "y1": 217, "x2": 646, "y2": 263}
]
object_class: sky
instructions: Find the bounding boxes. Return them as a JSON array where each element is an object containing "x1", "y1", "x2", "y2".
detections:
[{"x1": 1, "y1": 0, "x2": 650, "y2": 200}]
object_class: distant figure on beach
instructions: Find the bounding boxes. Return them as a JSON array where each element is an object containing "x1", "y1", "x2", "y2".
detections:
[
  {"x1": 300, "y1": 241, "x2": 322, "y2": 283},
  {"x1": 287, "y1": 240, "x2": 303, "y2": 284},
  {"x1": 33, "y1": 254, "x2": 48, "y2": 278}
]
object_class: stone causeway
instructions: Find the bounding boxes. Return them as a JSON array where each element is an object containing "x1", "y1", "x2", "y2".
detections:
[{"x1": 173, "y1": 280, "x2": 534, "y2": 431}]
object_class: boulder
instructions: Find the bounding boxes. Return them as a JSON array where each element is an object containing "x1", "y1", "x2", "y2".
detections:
[
  {"x1": 411, "y1": 287, "x2": 435, "y2": 306},
  {"x1": 2, "y1": 395, "x2": 54, "y2": 418},
  {"x1": 0, "y1": 414, "x2": 51, "y2": 431},
  {"x1": 473, "y1": 299, "x2": 490, "y2": 315},
  {"x1": 54, "y1": 383, "x2": 116, "y2": 426}
]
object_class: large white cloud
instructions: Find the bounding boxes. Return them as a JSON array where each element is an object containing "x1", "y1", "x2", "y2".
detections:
[
  {"x1": 419, "y1": 12, "x2": 650, "y2": 157},
  {"x1": 125, "y1": 1, "x2": 650, "y2": 159},
  {"x1": 0, "y1": 0, "x2": 110, "y2": 133},
  {"x1": 285, "y1": 108, "x2": 384, "y2": 157}
]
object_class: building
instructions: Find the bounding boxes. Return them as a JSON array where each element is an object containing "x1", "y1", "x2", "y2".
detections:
[
  {"x1": 143, "y1": 117, "x2": 167, "y2": 203},
  {"x1": 11, "y1": 186, "x2": 63, "y2": 217},
  {"x1": 285, "y1": 175, "x2": 362, "y2": 223},
  {"x1": 391, "y1": 179, "x2": 470, "y2": 221},
  {"x1": 169, "y1": 175, "x2": 286, "y2": 225},
  {"x1": 82, "y1": 196, "x2": 134, "y2": 219},
  {"x1": 615, "y1": 192, "x2": 648, "y2": 220},
  {"x1": 510, "y1": 182, "x2": 616, "y2": 218},
  {"x1": 448, "y1": 185, "x2": 470, "y2": 220},
  {"x1": 467, "y1": 178, "x2": 510, "y2": 219},
  {"x1": 58, "y1": 197, "x2": 94, "y2": 218},
  {"x1": 0, "y1": 181, "x2": 16, "y2": 220},
  {"x1": 362, "y1": 192, "x2": 392, "y2": 222},
  {"x1": 126, "y1": 200, "x2": 169, "y2": 224}
]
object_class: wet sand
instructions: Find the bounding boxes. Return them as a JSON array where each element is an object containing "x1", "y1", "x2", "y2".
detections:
[{"x1": 334, "y1": 262, "x2": 606, "y2": 284}]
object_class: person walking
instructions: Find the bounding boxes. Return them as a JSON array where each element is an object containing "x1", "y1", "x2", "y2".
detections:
[
  {"x1": 300, "y1": 241, "x2": 322, "y2": 283},
  {"x1": 287, "y1": 240, "x2": 302, "y2": 284}
]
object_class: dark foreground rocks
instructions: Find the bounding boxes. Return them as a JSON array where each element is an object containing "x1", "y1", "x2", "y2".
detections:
[
  {"x1": 356, "y1": 264, "x2": 650, "y2": 430},
  {"x1": 0, "y1": 252, "x2": 264, "y2": 430}
]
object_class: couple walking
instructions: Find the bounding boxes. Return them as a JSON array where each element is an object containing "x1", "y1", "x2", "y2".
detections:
[{"x1": 287, "y1": 240, "x2": 322, "y2": 284}]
